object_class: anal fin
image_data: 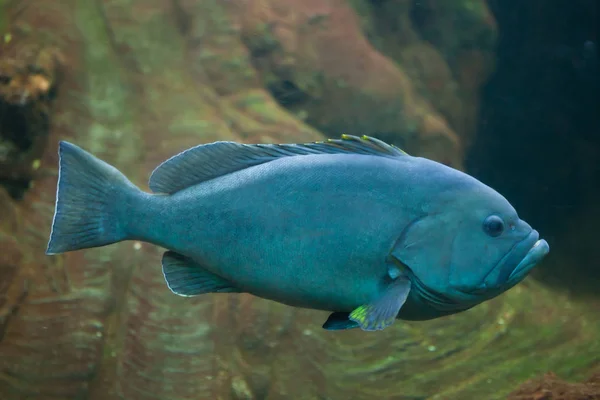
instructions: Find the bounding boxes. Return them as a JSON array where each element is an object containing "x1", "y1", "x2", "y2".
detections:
[{"x1": 162, "y1": 251, "x2": 241, "y2": 297}]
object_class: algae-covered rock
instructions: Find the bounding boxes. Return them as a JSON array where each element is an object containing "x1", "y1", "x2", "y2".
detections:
[
  {"x1": 0, "y1": 1, "x2": 597, "y2": 400},
  {"x1": 348, "y1": 0, "x2": 497, "y2": 150},
  {"x1": 238, "y1": 0, "x2": 464, "y2": 168}
]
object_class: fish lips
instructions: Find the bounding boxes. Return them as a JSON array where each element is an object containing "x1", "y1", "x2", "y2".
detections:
[
  {"x1": 482, "y1": 229, "x2": 549, "y2": 290},
  {"x1": 507, "y1": 236, "x2": 549, "y2": 282}
]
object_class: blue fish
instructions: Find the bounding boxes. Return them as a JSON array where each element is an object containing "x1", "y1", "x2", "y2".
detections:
[{"x1": 46, "y1": 135, "x2": 549, "y2": 331}]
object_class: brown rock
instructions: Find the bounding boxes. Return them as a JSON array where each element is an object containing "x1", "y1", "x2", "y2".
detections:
[
  {"x1": 508, "y1": 372, "x2": 600, "y2": 400},
  {"x1": 0, "y1": 41, "x2": 63, "y2": 196},
  {"x1": 237, "y1": 0, "x2": 464, "y2": 168}
]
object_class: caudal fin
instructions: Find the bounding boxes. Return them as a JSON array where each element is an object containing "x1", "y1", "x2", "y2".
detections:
[{"x1": 46, "y1": 141, "x2": 140, "y2": 255}]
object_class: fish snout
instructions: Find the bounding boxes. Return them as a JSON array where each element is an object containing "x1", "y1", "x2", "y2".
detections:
[
  {"x1": 508, "y1": 237, "x2": 549, "y2": 281},
  {"x1": 482, "y1": 229, "x2": 548, "y2": 290}
]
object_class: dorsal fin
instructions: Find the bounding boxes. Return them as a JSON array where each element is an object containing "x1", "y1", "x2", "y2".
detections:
[{"x1": 148, "y1": 134, "x2": 408, "y2": 194}]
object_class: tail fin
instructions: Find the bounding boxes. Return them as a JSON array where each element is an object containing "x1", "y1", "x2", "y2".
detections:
[{"x1": 46, "y1": 141, "x2": 140, "y2": 255}]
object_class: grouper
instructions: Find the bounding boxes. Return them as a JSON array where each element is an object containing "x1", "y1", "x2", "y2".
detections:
[{"x1": 46, "y1": 135, "x2": 549, "y2": 331}]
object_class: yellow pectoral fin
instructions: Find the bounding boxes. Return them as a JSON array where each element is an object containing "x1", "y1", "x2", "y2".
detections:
[{"x1": 349, "y1": 278, "x2": 411, "y2": 332}]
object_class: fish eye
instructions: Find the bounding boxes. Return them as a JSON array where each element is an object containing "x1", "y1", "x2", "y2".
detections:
[{"x1": 483, "y1": 215, "x2": 505, "y2": 237}]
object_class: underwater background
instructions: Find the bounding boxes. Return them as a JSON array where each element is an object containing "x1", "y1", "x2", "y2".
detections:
[{"x1": 0, "y1": 0, "x2": 598, "y2": 399}]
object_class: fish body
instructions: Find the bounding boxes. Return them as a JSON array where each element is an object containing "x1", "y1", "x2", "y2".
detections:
[{"x1": 46, "y1": 135, "x2": 549, "y2": 331}]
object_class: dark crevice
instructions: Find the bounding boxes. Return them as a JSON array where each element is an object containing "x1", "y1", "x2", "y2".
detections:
[
  {"x1": 267, "y1": 80, "x2": 310, "y2": 109},
  {"x1": 0, "y1": 44, "x2": 62, "y2": 199},
  {"x1": 242, "y1": 23, "x2": 312, "y2": 111},
  {"x1": 171, "y1": 0, "x2": 192, "y2": 37}
]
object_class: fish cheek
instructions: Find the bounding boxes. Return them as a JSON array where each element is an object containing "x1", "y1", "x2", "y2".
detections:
[
  {"x1": 448, "y1": 231, "x2": 480, "y2": 288},
  {"x1": 447, "y1": 229, "x2": 507, "y2": 291},
  {"x1": 390, "y1": 215, "x2": 454, "y2": 295}
]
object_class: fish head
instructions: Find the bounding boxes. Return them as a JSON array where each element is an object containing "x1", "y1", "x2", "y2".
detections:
[{"x1": 391, "y1": 181, "x2": 549, "y2": 308}]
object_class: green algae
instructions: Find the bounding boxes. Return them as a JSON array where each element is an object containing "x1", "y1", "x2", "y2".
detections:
[
  {"x1": 245, "y1": 22, "x2": 280, "y2": 54},
  {"x1": 0, "y1": 1, "x2": 6, "y2": 37},
  {"x1": 346, "y1": 0, "x2": 376, "y2": 39},
  {"x1": 75, "y1": 0, "x2": 139, "y2": 163}
]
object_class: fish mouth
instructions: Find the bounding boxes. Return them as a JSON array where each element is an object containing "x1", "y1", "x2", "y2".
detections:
[
  {"x1": 507, "y1": 237, "x2": 549, "y2": 282},
  {"x1": 482, "y1": 230, "x2": 549, "y2": 289}
]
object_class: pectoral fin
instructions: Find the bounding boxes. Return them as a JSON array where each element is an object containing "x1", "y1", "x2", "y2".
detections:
[
  {"x1": 162, "y1": 251, "x2": 241, "y2": 297},
  {"x1": 322, "y1": 312, "x2": 360, "y2": 331},
  {"x1": 349, "y1": 278, "x2": 411, "y2": 331}
]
